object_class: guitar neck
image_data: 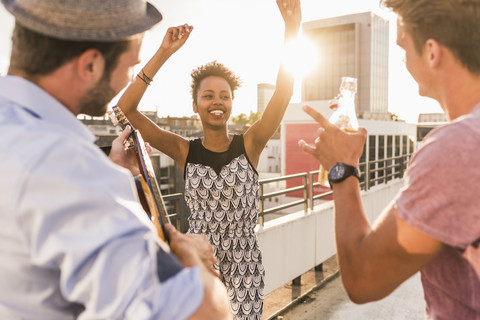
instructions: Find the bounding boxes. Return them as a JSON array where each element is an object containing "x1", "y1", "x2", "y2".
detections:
[
  {"x1": 133, "y1": 131, "x2": 172, "y2": 226},
  {"x1": 110, "y1": 106, "x2": 171, "y2": 243}
]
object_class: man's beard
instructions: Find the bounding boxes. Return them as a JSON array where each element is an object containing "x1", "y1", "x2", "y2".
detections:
[{"x1": 78, "y1": 74, "x2": 117, "y2": 117}]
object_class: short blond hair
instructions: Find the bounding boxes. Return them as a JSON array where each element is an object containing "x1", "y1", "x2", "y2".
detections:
[{"x1": 381, "y1": 0, "x2": 480, "y2": 74}]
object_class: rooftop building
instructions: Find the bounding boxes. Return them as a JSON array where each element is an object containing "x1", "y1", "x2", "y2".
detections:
[
  {"x1": 257, "y1": 83, "x2": 275, "y2": 114},
  {"x1": 302, "y1": 12, "x2": 390, "y2": 120}
]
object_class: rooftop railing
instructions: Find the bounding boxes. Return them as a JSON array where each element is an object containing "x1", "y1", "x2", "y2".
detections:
[
  {"x1": 256, "y1": 152, "x2": 412, "y2": 226},
  {"x1": 162, "y1": 153, "x2": 413, "y2": 231}
]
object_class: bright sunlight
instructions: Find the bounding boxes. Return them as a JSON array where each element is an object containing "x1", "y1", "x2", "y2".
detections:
[{"x1": 282, "y1": 36, "x2": 319, "y2": 79}]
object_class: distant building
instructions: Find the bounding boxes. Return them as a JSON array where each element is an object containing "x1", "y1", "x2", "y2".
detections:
[
  {"x1": 79, "y1": 112, "x2": 202, "y2": 204},
  {"x1": 144, "y1": 112, "x2": 202, "y2": 137},
  {"x1": 257, "y1": 83, "x2": 275, "y2": 114},
  {"x1": 257, "y1": 132, "x2": 281, "y2": 175},
  {"x1": 160, "y1": 115, "x2": 202, "y2": 130},
  {"x1": 302, "y1": 12, "x2": 390, "y2": 120},
  {"x1": 418, "y1": 113, "x2": 447, "y2": 123},
  {"x1": 257, "y1": 133, "x2": 283, "y2": 213},
  {"x1": 78, "y1": 112, "x2": 202, "y2": 147},
  {"x1": 416, "y1": 112, "x2": 447, "y2": 142}
]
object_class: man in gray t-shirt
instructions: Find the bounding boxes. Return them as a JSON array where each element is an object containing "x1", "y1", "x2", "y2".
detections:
[{"x1": 298, "y1": 0, "x2": 480, "y2": 318}]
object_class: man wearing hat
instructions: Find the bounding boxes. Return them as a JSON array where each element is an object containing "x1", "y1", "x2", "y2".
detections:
[{"x1": 0, "y1": 0, "x2": 231, "y2": 319}]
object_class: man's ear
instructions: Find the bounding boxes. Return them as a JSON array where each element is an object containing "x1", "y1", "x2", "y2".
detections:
[
  {"x1": 425, "y1": 39, "x2": 442, "y2": 69},
  {"x1": 76, "y1": 49, "x2": 105, "y2": 83}
]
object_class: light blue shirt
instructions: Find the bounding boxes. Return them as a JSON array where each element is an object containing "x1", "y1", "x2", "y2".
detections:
[{"x1": 0, "y1": 76, "x2": 203, "y2": 319}]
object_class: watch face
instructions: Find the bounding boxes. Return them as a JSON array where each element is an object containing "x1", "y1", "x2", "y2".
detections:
[
  {"x1": 331, "y1": 164, "x2": 345, "y2": 180},
  {"x1": 328, "y1": 163, "x2": 360, "y2": 185}
]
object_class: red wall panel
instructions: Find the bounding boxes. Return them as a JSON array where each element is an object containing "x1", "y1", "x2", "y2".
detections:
[{"x1": 285, "y1": 123, "x2": 331, "y2": 198}]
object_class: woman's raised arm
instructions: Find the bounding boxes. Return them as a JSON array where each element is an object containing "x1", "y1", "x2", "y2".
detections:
[
  {"x1": 117, "y1": 24, "x2": 193, "y2": 165},
  {"x1": 244, "y1": 0, "x2": 301, "y2": 167}
]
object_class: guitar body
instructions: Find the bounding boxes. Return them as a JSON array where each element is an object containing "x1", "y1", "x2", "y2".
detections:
[
  {"x1": 133, "y1": 175, "x2": 150, "y2": 215},
  {"x1": 110, "y1": 106, "x2": 171, "y2": 243},
  {"x1": 134, "y1": 175, "x2": 167, "y2": 242}
]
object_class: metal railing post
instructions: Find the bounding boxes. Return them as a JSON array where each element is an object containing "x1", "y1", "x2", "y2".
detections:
[
  {"x1": 259, "y1": 183, "x2": 264, "y2": 227},
  {"x1": 179, "y1": 196, "x2": 188, "y2": 233},
  {"x1": 175, "y1": 198, "x2": 181, "y2": 230},
  {"x1": 384, "y1": 161, "x2": 387, "y2": 184},
  {"x1": 365, "y1": 162, "x2": 370, "y2": 191},
  {"x1": 303, "y1": 175, "x2": 308, "y2": 212},
  {"x1": 308, "y1": 173, "x2": 314, "y2": 211}
]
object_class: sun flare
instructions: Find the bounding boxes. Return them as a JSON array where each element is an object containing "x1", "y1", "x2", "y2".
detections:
[{"x1": 282, "y1": 36, "x2": 319, "y2": 79}]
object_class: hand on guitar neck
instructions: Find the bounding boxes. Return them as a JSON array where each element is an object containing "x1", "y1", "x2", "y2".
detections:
[
  {"x1": 109, "y1": 106, "x2": 172, "y2": 244},
  {"x1": 109, "y1": 126, "x2": 150, "y2": 176}
]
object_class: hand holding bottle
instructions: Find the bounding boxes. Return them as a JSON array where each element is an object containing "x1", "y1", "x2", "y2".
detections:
[
  {"x1": 318, "y1": 77, "x2": 358, "y2": 186},
  {"x1": 317, "y1": 77, "x2": 359, "y2": 186},
  {"x1": 298, "y1": 103, "x2": 366, "y2": 186}
]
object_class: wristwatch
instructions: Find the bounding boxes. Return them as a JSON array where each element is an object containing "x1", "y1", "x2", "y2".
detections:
[{"x1": 328, "y1": 163, "x2": 361, "y2": 186}]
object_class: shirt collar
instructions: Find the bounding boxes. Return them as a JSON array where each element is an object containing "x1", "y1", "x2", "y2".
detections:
[{"x1": 0, "y1": 75, "x2": 96, "y2": 143}]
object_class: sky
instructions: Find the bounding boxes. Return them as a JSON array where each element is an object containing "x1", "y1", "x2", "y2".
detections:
[{"x1": 0, "y1": 0, "x2": 443, "y2": 123}]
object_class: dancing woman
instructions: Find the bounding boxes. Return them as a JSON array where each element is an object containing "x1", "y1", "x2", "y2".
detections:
[{"x1": 117, "y1": 1, "x2": 301, "y2": 318}]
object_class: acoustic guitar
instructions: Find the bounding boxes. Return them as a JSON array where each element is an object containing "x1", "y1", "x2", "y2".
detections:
[{"x1": 110, "y1": 106, "x2": 171, "y2": 243}]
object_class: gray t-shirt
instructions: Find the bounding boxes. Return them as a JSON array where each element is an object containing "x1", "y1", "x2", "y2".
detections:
[{"x1": 396, "y1": 104, "x2": 480, "y2": 319}]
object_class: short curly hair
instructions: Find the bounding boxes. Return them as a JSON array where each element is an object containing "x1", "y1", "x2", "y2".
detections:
[{"x1": 190, "y1": 61, "x2": 242, "y2": 104}]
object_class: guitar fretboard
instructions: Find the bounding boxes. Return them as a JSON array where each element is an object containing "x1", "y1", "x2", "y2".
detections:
[{"x1": 110, "y1": 106, "x2": 171, "y2": 243}]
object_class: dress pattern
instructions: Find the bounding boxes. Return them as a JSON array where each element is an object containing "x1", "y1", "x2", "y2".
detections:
[{"x1": 184, "y1": 135, "x2": 265, "y2": 319}]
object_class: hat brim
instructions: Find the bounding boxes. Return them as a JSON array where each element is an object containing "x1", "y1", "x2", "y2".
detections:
[{"x1": 1, "y1": 0, "x2": 162, "y2": 41}]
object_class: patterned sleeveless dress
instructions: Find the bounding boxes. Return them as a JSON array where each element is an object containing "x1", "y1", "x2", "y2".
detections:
[{"x1": 184, "y1": 134, "x2": 265, "y2": 320}]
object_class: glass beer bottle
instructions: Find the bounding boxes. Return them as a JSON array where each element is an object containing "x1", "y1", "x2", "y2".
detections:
[{"x1": 318, "y1": 76, "x2": 359, "y2": 186}]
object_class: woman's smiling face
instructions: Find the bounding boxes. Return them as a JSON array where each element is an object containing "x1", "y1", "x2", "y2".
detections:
[{"x1": 193, "y1": 75, "x2": 233, "y2": 128}]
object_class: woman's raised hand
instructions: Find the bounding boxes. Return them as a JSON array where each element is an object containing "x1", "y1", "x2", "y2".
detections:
[
  {"x1": 276, "y1": 0, "x2": 301, "y2": 33},
  {"x1": 160, "y1": 24, "x2": 194, "y2": 55}
]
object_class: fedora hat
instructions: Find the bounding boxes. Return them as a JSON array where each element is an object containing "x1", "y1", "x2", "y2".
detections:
[{"x1": 1, "y1": 0, "x2": 162, "y2": 41}]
